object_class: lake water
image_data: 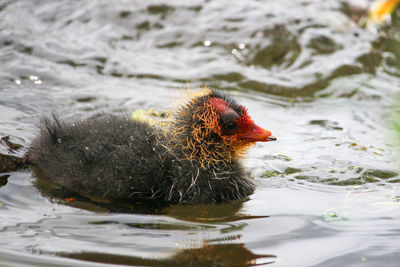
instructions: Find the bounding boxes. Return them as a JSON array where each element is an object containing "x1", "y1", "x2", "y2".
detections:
[{"x1": 1, "y1": 0, "x2": 400, "y2": 266}]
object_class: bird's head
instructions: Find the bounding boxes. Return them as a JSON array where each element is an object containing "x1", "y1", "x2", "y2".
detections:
[
  {"x1": 169, "y1": 89, "x2": 275, "y2": 166},
  {"x1": 203, "y1": 94, "x2": 276, "y2": 144}
]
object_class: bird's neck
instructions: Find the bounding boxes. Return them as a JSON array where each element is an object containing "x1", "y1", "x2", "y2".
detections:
[{"x1": 161, "y1": 123, "x2": 235, "y2": 169}]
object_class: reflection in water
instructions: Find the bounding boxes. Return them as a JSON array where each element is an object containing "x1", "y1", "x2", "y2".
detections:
[
  {"x1": 32, "y1": 171, "x2": 275, "y2": 266},
  {"x1": 56, "y1": 243, "x2": 275, "y2": 267},
  {"x1": 0, "y1": 174, "x2": 9, "y2": 188},
  {"x1": 164, "y1": 202, "x2": 268, "y2": 223},
  {"x1": 0, "y1": 136, "x2": 26, "y2": 173},
  {"x1": 0, "y1": 154, "x2": 25, "y2": 173}
]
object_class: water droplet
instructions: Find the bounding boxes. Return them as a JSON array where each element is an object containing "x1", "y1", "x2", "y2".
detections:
[
  {"x1": 15, "y1": 79, "x2": 21, "y2": 85},
  {"x1": 85, "y1": 146, "x2": 90, "y2": 150},
  {"x1": 57, "y1": 138, "x2": 62, "y2": 143},
  {"x1": 255, "y1": 31, "x2": 263, "y2": 38},
  {"x1": 29, "y1": 75, "x2": 38, "y2": 80},
  {"x1": 34, "y1": 80, "x2": 42, "y2": 85},
  {"x1": 204, "y1": 40, "x2": 211, "y2": 47},
  {"x1": 231, "y1": 49, "x2": 238, "y2": 55},
  {"x1": 238, "y1": 43, "x2": 245, "y2": 49}
]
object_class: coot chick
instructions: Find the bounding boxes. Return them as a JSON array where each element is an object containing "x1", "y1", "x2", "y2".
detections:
[{"x1": 28, "y1": 89, "x2": 276, "y2": 204}]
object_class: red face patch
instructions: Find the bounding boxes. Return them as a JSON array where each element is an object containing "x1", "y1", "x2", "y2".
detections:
[
  {"x1": 236, "y1": 107, "x2": 254, "y2": 134},
  {"x1": 209, "y1": 97, "x2": 235, "y2": 115},
  {"x1": 209, "y1": 97, "x2": 255, "y2": 139}
]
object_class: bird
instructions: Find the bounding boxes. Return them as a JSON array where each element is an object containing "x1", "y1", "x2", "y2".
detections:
[{"x1": 27, "y1": 89, "x2": 276, "y2": 204}]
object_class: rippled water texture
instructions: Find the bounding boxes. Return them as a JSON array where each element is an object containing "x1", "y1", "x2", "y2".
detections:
[{"x1": 1, "y1": 0, "x2": 400, "y2": 266}]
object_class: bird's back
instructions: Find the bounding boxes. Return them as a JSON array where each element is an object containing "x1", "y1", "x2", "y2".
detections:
[{"x1": 28, "y1": 115, "x2": 171, "y2": 200}]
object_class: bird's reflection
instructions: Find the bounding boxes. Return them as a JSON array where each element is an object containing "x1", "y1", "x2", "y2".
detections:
[
  {"x1": 55, "y1": 243, "x2": 276, "y2": 267},
  {"x1": 33, "y1": 170, "x2": 276, "y2": 266}
]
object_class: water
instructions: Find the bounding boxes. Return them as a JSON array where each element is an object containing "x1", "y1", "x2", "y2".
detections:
[{"x1": 1, "y1": 0, "x2": 400, "y2": 266}]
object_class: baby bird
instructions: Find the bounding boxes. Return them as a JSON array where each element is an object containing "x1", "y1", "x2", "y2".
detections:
[{"x1": 28, "y1": 89, "x2": 276, "y2": 204}]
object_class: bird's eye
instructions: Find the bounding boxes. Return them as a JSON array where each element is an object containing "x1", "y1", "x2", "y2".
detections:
[{"x1": 224, "y1": 121, "x2": 237, "y2": 133}]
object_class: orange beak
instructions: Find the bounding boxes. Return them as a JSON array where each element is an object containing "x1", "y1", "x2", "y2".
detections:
[{"x1": 239, "y1": 124, "x2": 276, "y2": 142}]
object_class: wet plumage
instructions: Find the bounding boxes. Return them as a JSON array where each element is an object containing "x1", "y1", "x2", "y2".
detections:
[{"x1": 27, "y1": 89, "x2": 275, "y2": 204}]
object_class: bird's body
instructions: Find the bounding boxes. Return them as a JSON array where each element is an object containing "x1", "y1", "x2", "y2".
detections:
[{"x1": 28, "y1": 90, "x2": 275, "y2": 204}]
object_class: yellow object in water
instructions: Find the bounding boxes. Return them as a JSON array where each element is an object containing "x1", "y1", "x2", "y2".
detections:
[
  {"x1": 131, "y1": 109, "x2": 149, "y2": 122},
  {"x1": 369, "y1": 0, "x2": 400, "y2": 23},
  {"x1": 131, "y1": 109, "x2": 156, "y2": 124},
  {"x1": 131, "y1": 109, "x2": 170, "y2": 124}
]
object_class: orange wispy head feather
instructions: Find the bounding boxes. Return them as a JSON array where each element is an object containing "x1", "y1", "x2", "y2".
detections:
[{"x1": 161, "y1": 88, "x2": 275, "y2": 169}]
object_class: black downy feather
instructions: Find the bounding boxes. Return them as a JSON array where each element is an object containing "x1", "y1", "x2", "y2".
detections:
[{"x1": 28, "y1": 91, "x2": 255, "y2": 204}]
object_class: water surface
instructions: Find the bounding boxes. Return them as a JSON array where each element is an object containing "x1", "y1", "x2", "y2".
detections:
[{"x1": 1, "y1": 0, "x2": 400, "y2": 266}]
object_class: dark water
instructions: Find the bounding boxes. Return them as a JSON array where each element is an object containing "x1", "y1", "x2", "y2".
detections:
[{"x1": 1, "y1": 0, "x2": 400, "y2": 266}]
